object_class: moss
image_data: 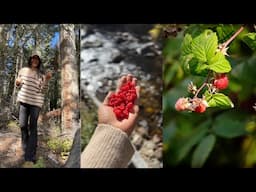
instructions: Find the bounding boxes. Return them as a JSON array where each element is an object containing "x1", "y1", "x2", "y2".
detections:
[
  {"x1": 47, "y1": 138, "x2": 72, "y2": 154},
  {"x1": 80, "y1": 99, "x2": 98, "y2": 151},
  {"x1": 33, "y1": 156, "x2": 45, "y2": 168}
]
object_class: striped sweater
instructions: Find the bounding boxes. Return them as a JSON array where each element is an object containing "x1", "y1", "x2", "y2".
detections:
[{"x1": 16, "y1": 67, "x2": 48, "y2": 108}]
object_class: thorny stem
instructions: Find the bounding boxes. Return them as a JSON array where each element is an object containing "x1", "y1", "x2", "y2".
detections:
[
  {"x1": 194, "y1": 72, "x2": 211, "y2": 98},
  {"x1": 220, "y1": 25, "x2": 244, "y2": 51}
]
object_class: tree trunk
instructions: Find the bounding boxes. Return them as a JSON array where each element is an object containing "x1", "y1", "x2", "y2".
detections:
[
  {"x1": 64, "y1": 128, "x2": 80, "y2": 168},
  {"x1": 60, "y1": 24, "x2": 79, "y2": 133}
]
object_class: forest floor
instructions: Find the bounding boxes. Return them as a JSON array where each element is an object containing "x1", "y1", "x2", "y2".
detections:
[{"x1": 0, "y1": 111, "x2": 70, "y2": 168}]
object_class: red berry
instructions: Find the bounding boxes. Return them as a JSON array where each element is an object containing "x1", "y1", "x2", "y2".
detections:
[
  {"x1": 108, "y1": 80, "x2": 137, "y2": 120},
  {"x1": 194, "y1": 103, "x2": 206, "y2": 113},
  {"x1": 213, "y1": 74, "x2": 229, "y2": 90}
]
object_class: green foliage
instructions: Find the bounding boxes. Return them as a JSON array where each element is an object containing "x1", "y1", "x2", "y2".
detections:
[
  {"x1": 191, "y1": 134, "x2": 216, "y2": 168},
  {"x1": 212, "y1": 112, "x2": 248, "y2": 138},
  {"x1": 80, "y1": 98, "x2": 97, "y2": 151},
  {"x1": 176, "y1": 120, "x2": 209, "y2": 163},
  {"x1": 164, "y1": 24, "x2": 256, "y2": 168},
  {"x1": 181, "y1": 30, "x2": 231, "y2": 76},
  {"x1": 208, "y1": 52, "x2": 231, "y2": 73},
  {"x1": 242, "y1": 33, "x2": 256, "y2": 50},
  {"x1": 47, "y1": 138, "x2": 72, "y2": 154},
  {"x1": 32, "y1": 157, "x2": 45, "y2": 168},
  {"x1": 205, "y1": 91, "x2": 234, "y2": 108}
]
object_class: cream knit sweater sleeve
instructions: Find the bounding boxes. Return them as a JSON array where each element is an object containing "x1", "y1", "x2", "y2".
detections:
[{"x1": 81, "y1": 124, "x2": 135, "y2": 168}]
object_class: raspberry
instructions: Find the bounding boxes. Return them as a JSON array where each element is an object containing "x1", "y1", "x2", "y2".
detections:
[
  {"x1": 108, "y1": 80, "x2": 137, "y2": 120},
  {"x1": 194, "y1": 103, "x2": 206, "y2": 113},
  {"x1": 175, "y1": 98, "x2": 188, "y2": 111},
  {"x1": 213, "y1": 74, "x2": 229, "y2": 90}
]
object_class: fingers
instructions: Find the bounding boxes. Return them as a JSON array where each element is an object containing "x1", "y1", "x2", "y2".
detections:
[
  {"x1": 103, "y1": 91, "x2": 113, "y2": 105},
  {"x1": 116, "y1": 74, "x2": 137, "y2": 92},
  {"x1": 133, "y1": 104, "x2": 139, "y2": 114},
  {"x1": 135, "y1": 85, "x2": 140, "y2": 98},
  {"x1": 116, "y1": 75, "x2": 127, "y2": 91}
]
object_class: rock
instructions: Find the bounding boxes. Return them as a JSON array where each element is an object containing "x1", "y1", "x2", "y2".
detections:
[
  {"x1": 89, "y1": 58, "x2": 98, "y2": 63},
  {"x1": 140, "y1": 140, "x2": 156, "y2": 158},
  {"x1": 131, "y1": 134, "x2": 143, "y2": 149},
  {"x1": 136, "y1": 126, "x2": 148, "y2": 138},
  {"x1": 138, "y1": 120, "x2": 148, "y2": 129},
  {"x1": 140, "y1": 147, "x2": 154, "y2": 158},
  {"x1": 127, "y1": 64, "x2": 136, "y2": 71},
  {"x1": 145, "y1": 107, "x2": 154, "y2": 114},
  {"x1": 82, "y1": 40, "x2": 103, "y2": 49},
  {"x1": 110, "y1": 51, "x2": 124, "y2": 63},
  {"x1": 154, "y1": 147, "x2": 162, "y2": 160},
  {"x1": 148, "y1": 158, "x2": 161, "y2": 168},
  {"x1": 143, "y1": 140, "x2": 155, "y2": 150},
  {"x1": 152, "y1": 134, "x2": 161, "y2": 145}
]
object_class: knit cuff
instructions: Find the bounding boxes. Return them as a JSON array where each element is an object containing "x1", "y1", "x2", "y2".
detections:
[{"x1": 81, "y1": 124, "x2": 135, "y2": 168}]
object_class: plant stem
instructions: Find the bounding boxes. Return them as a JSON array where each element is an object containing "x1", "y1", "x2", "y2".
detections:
[
  {"x1": 220, "y1": 25, "x2": 244, "y2": 51},
  {"x1": 194, "y1": 72, "x2": 211, "y2": 98}
]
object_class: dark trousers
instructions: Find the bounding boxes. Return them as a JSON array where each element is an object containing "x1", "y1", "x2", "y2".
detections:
[{"x1": 19, "y1": 102, "x2": 41, "y2": 162}]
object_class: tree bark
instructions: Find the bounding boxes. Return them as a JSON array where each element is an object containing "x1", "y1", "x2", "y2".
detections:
[{"x1": 60, "y1": 24, "x2": 79, "y2": 132}]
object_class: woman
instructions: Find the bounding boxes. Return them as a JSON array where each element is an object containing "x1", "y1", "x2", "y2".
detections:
[{"x1": 16, "y1": 51, "x2": 52, "y2": 165}]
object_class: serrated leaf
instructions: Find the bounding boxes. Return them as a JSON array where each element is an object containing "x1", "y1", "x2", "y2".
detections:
[
  {"x1": 213, "y1": 112, "x2": 248, "y2": 138},
  {"x1": 191, "y1": 134, "x2": 216, "y2": 168},
  {"x1": 204, "y1": 90, "x2": 212, "y2": 101},
  {"x1": 242, "y1": 33, "x2": 256, "y2": 51},
  {"x1": 181, "y1": 34, "x2": 192, "y2": 56},
  {"x1": 209, "y1": 52, "x2": 231, "y2": 73},
  {"x1": 189, "y1": 58, "x2": 209, "y2": 76},
  {"x1": 191, "y1": 30, "x2": 218, "y2": 62},
  {"x1": 207, "y1": 93, "x2": 234, "y2": 108}
]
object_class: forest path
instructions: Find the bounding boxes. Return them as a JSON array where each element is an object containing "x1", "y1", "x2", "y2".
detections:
[{"x1": 0, "y1": 111, "x2": 65, "y2": 168}]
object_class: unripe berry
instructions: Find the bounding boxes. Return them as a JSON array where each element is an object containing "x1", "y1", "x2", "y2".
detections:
[{"x1": 175, "y1": 97, "x2": 189, "y2": 111}]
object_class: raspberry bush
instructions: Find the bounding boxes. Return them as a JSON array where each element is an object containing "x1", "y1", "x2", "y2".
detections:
[{"x1": 163, "y1": 24, "x2": 256, "y2": 168}]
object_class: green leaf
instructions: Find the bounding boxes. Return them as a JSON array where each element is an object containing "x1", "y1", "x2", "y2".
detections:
[
  {"x1": 213, "y1": 112, "x2": 248, "y2": 138},
  {"x1": 191, "y1": 134, "x2": 216, "y2": 168},
  {"x1": 242, "y1": 33, "x2": 256, "y2": 51},
  {"x1": 216, "y1": 25, "x2": 236, "y2": 43},
  {"x1": 207, "y1": 93, "x2": 234, "y2": 108},
  {"x1": 181, "y1": 34, "x2": 192, "y2": 56},
  {"x1": 208, "y1": 52, "x2": 231, "y2": 73},
  {"x1": 176, "y1": 120, "x2": 210, "y2": 162},
  {"x1": 191, "y1": 30, "x2": 218, "y2": 62},
  {"x1": 189, "y1": 58, "x2": 209, "y2": 76},
  {"x1": 204, "y1": 90, "x2": 212, "y2": 101}
]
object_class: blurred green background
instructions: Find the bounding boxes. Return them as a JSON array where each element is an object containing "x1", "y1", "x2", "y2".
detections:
[{"x1": 162, "y1": 24, "x2": 256, "y2": 167}]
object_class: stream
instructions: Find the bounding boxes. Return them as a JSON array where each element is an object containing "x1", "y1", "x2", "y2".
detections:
[{"x1": 80, "y1": 24, "x2": 163, "y2": 168}]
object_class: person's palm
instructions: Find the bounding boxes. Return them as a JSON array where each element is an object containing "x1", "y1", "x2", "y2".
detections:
[{"x1": 98, "y1": 74, "x2": 140, "y2": 136}]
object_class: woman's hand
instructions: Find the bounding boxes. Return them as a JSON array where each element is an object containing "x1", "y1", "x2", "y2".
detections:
[
  {"x1": 16, "y1": 76, "x2": 23, "y2": 87},
  {"x1": 98, "y1": 74, "x2": 140, "y2": 136},
  {"x1": 45, "y1": 71, "x2": 52, "y2": 81}
]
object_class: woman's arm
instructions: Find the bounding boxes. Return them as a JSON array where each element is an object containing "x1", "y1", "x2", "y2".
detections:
[
  {"x1": 81, "y1": 124, "x2": 135, "y2": 168},
  {"x1": 40, "y1": 71, "x2": 52, "y2": 92},
  {"x1": 15, "y1": 69, "x2": 23, "y2": 87},
  {"x1": 81, "y1": 74, "x2": 140, "y2": 168}
]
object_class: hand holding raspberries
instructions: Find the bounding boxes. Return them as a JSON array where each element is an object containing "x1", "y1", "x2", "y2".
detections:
[
  {"x1": 108, "y1": 79, "x2": 137, "y2": 120},
  {"x1": 98, "y1": 74, "x2": 140, "y2": 136}
]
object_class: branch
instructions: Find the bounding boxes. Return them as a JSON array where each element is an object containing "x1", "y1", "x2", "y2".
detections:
[
  {"x1": 194, "y1": 72, "x2": 211, "y2": 98},
  {"x1": 220, "y1": 25, "x2": 244, "y2": 51}
]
